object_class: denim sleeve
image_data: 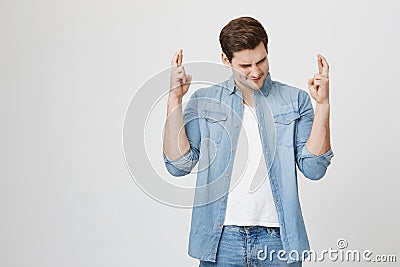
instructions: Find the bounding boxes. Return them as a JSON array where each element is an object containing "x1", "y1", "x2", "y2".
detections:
[
  {"x1": 163, "y1": 91, "x2": 201, "y2": 177},
  {"x1": 295, "y1": 91, "x2": 334, "y2": 180}
]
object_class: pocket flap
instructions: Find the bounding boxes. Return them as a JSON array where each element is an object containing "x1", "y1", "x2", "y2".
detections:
[
  {"x1": 201, "y1": 110, "x2": 228, "y2": 122},
  {"x1": 274, "y1": 111, "x2": 300, "y2": 125}
]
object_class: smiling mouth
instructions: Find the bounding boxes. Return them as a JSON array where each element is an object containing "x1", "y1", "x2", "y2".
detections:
[{"x1": 250, "y1": 75, "x2": 263, "y2": 82}]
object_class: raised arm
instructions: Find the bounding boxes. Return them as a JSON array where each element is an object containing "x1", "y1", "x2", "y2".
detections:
[
  {"x1": 306, "y1": 54, "x2": 331, "y2": 156},
  {"x1": 163, "y1": 49, "x2": 192, "y2": 160},
  {"x1": 295, "y1": 54, "x2": 334, "y2": 180},
  {"x1": 162, "y1": 50, "x2": 200, "y2": 176}
]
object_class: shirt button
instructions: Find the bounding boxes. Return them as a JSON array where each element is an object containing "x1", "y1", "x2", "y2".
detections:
[
  {"x1": 225, "y1": 173, "x2": 230, "y2": 176},
  {"x1": 286, "y1": 119, "x2": 290, "y2": 123},
  {"x1": 217, "y1": 223, "x2": 221, "y2": 227},
  {"x1": 234, "y1": 124, "x2": 238, "y2": 128},
  {"x1": 240, "y1": 101, "x2": 243, "y2": 105},
  {"x1": 221, "y1": 197, "x2": 225, "y2": 202},
  {"x1": 230, "y1": 148, "x2": 234, "y2": 152}
]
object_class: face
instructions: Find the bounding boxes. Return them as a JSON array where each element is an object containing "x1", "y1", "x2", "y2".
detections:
[{"x1": 222, "y1": 41, "x2": 269, "y2": 91}]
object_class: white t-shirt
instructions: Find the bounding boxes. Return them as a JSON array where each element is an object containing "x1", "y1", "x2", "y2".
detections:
[{"x1": 223, "y1": 104, "x2": 280, "y2": 227}]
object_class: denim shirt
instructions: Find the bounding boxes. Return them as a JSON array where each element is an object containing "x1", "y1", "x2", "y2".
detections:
[{"x1": 163, "y1": 73, "x2": 334, "y2": 263}]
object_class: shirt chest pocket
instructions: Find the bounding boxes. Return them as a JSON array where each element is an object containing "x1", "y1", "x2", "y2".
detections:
[
  {"x1": 201, "y1": 110, "x2": 228, "y2": 144},
  {"x1": 273, "y1": 111, "x2": 300, "y2": 147}
]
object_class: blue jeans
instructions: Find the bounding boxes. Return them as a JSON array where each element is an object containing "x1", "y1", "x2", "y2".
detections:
[{"x1": 199, "y1": 225, "x2": 303, "y2": 266}]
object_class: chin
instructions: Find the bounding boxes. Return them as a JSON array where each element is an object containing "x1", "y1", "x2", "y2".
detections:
[{"x1": 247, "y1": 77, "x2": 265, "y2": 90}]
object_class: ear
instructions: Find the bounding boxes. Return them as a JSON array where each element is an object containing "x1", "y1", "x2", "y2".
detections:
[{"x1": 221, "y1": 53, "x2": 231, "y2": 67}]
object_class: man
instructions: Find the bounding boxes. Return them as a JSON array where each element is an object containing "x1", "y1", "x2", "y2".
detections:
[{"x1": 163, "y1": 16, "x2": 334, "y2": 266}]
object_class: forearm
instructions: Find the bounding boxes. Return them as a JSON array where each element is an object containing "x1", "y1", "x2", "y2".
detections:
[
  {"x1": 163, "y1": 95, "x2": 190, "y2": 161},
  {"x1": 306, "y1": 103, "x2": 331, "y2": 156}
]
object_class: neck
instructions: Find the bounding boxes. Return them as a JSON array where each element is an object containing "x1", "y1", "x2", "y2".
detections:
[
  {"x1": 242, "y1": 91, "x2": 255, "y2": 107},
  {"x1": 235, "y1": 80, "x2": 255, "y2": 107}
]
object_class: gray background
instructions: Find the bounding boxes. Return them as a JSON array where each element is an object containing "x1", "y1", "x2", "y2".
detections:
[{"x1": 1, "y1": 0, "x2": 399, "y2": 266}]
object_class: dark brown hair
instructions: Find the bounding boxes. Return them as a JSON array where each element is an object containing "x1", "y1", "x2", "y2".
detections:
[{"x1": 219, "y1": 17, "x2": 268, "y2": 62}]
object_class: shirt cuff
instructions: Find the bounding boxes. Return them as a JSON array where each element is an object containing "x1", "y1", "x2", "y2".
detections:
[
  {"x1": 301, "y1": 146, "x2": 334, "y2": 168},
  {"x1": 163, "y1": 149, "x2": 193, "y2": 169}
]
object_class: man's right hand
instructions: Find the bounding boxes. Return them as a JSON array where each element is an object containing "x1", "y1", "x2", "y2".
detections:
[{"x1": 169, "y1": 49, "x2": 192, "y2": 99}]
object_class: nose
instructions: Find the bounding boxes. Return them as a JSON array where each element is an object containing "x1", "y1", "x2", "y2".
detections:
[{"x1": 250, "y1": 65, "x2": 261, "y2": 78}]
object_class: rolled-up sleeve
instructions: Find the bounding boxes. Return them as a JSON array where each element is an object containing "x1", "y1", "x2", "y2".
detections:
[
  {"x1": 163, "y1": 91, "x2": 201, "y2": 177},
  {"x1": 297, "y1": 145, "x2": 334, "y2": 180},
  {"x1": 163, "y1": 148, "x2": 199, "y2": 176},
  {"x1": 295, "y1": 90, "x2": 334, "y2": 180}
]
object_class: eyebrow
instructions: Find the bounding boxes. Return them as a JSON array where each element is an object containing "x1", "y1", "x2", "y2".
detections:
[{"x1": 239, "y1": 56, "x2": 266, "y2": 67}]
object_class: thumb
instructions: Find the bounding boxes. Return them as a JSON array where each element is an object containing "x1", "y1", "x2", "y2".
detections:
[
  {"x1": 308, "y1": 78, "x2": 318, "y2": 100},
  {"x1": 307, "y1": 78, "x2": 313, "y2": 89},
  {"x1": 182, "y1": 74, "x2": 192, "y2": 94}
]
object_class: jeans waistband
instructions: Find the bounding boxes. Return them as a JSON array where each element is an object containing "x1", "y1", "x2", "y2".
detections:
[
  {"x1": 223, "y1": 225, "x2": 280, "y2": 233},
  {"x1": 243, "y1": 225, "x2": 279, "y2": 230}
]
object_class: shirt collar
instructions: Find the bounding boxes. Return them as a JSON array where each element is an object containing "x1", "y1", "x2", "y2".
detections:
[{"x1": 228, "y1": 72, "x2": 272, "y2": 96}]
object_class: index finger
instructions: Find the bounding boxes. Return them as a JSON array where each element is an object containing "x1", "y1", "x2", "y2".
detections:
[
  {"x1": 177, "y1": 49, "x2": 183, "y2": 66},
  {"x1": 171, "y1": 50, "x2": 180, "y2": 66},
  {"x1": 317, "y1": 56, "x2": 323, "y2": 74},
  {"x1": 318, "y1": 54, "x2": 329, "y2": 77}
]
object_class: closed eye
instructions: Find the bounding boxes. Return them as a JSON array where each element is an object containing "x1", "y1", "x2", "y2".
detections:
[
  {"x1": 239, "y1": 64, "x2": 251, "y2": 68},
  {"x1": 239, "y1": 56, "x2": 266, "y2": 68},
  {"x1": 257, "y1": 57, "x2": 266, "y2": 64}
]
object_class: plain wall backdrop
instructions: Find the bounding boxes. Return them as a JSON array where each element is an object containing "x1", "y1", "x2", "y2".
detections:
[{"x1": 1, "y1": 0, "x2": 399, "y2": 266}]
